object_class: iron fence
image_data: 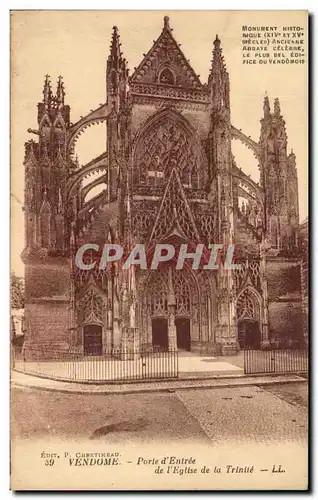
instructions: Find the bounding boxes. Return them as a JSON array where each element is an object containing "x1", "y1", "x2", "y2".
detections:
[
  {"x1": 11, "y1": 345, "x2": 178, "y2": 382},
  {"x1": 244, "y1": 347, "x2": 308, "y2": 375}
]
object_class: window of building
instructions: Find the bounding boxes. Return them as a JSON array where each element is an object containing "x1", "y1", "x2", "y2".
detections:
[{"x1": 159, "y1": 68, "x2": 175, "y2": 85}]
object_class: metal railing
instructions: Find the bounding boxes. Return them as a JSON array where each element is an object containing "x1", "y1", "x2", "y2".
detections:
[
  {"x1": 244, "y1": 347, "x2": 308, "y2": 375},
  {"x1": 11, "y1": 345, "x2": 179, "y2": 383}
]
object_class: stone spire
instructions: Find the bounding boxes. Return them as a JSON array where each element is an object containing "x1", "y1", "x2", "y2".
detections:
[
  {"x1": 274, "y1": 97, "x2": 281, "y2": 117},
  {"x1": 212, "y1": 35, "x2": 223, "y2": 67},
  {"x1": 209, "y1": 35, "x2": 230, "y2": 112},
  {"x1": 263, "y1": 92, "x2": 270, "y2": 118},
  {"x1": 210, "y1": 35, "x2": 228, "y2": 77},
  {"x1": 43, "y1": 74, "x2": 52, "y2": 108},
  {"x1": 107, "y1": 25, "x2": 128, "y2": 98},
  {"x1": 163, "y1": 15, "x2": 171, "y2": 31},
  {"x1": 108, "y1": 26, "x2": 122, "y2": 67},
  {"x1": 56, "y1": 75, "x2": 65, "y2": 106}
]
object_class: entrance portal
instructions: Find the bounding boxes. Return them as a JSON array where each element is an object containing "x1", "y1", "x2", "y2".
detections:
[
  {"x1": 152, "y1": 318, "x2": 168, "y2": 349},
  {"x1": 83, "y1": 324, "x2": 102, "y2": 355},
  {"x1": 175, "y1": 317, "x2": 191, "y2": 351},
  {"x1": 238, "y1": 320, "x2": 261, "y2": 349}
]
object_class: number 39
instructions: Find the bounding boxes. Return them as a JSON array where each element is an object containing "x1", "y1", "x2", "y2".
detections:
[{"x1": 45, "y1": 459, "x2": 55, "y2": 466}]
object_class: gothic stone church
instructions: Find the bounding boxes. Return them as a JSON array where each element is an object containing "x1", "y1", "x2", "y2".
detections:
[{"x1": 22, "y1": 17, "x2": 304, "y2": 356}]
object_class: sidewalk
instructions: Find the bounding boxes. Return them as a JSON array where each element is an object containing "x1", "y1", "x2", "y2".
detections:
[
  {"x1": 12, "y1": 353, "x2": 244, "y2": 383},
  {"x1": 11, "y1": 369, "x2": 307, "y2": 395}
]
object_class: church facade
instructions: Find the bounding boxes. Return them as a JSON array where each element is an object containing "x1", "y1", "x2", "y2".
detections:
[{"x1": 22, "y1": 17, "x2": 304, "y2": 356}]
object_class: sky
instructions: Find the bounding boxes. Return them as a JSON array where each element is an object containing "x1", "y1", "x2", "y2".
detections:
[{"x1": 11, "y1": 10, "x2": 308, "y2": 276}]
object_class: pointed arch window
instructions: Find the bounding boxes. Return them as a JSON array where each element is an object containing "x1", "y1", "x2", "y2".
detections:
[
  {"x1": 110, "y1": 69, "x2": 118, "y2": 93},
  {"x1": 80, "y1": 289, "x2": 104, "y2": 324},
  {"x1": 237, "y1": 291, "x2": 255, "y2": 321},
  {"x1": 236, "y1": 288, "x2": 260, "y2": 322},
  {"x1": 174, "y1": 271, "x2": 191, "y2": 317},
  {"x1": 134, "y1": 115, "x2": 204, "y2": 189},
  {"x1": 146, "y1": 270, "x2": 169, "y2": 317},
  {"x1": 270, "y1": 218, "x2": 278, "y2": 248},
  {"x1": 40, "y1": 117, "x2": 51, "y2": 144},
  {"x1": 159, "y1": 67, "x2": 175, "y2": 85},
  {"x1": 40, "y1": 199, "x2": 51, "y2": 248}
]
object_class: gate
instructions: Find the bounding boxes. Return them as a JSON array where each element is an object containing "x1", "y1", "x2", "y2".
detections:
[
  {"x1": 244, "y1": 348, "x2": 308, "y2": 375},
  {"x1": 12, "y1": 346, "x2": 179, "y2": 382}
]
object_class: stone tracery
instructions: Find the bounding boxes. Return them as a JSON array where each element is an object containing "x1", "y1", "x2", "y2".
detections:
[
  {"x1": 21, "y1": 16, "x2": 303, "y2": 356},
  {"x1": 236, "y1": 288, "x2": 259, "y2": 321},
  {"x1": 78, "y1": 288, "x2": 104, "y2": 325},
  {"x1": 133, "y1": 115, "x2": 205, "y2": 189}
]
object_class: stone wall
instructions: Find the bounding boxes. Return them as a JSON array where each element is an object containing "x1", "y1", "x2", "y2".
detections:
[
  {"x1": 301, "y1": 256, "x2": 308, "y2": 343},
  {"x1": 24, "y1": 257, "x2": 70, "y2": 349},
  {"x1": 266, "y1": 257, "x2": 303, "y2": 341}
]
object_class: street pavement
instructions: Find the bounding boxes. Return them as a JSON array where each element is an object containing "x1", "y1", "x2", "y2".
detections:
[
  {"x1": 177, "y1": 384, "x2": 307, "y2": 446},
  {"x1": 11, "y1": 382, "x2": 307, "y2": 446}
]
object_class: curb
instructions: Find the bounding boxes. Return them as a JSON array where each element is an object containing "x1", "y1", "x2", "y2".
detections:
[
  {"x1": 12, "y1": 368, "x2": 244, "y2": 385},
  {"x1": 12, "y1": 374, "x2": 307, "y2": 396}
]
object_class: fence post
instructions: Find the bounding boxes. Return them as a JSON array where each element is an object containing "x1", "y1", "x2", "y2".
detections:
[
  {"x1": 11, "y1": 345, "x2": 15, "y2": 369},
  {"x1": 12, "y1": 345, "x2": 182, "y2": 382}
]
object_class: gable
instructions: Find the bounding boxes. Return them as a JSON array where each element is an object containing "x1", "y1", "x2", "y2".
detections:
[
  {"x1": 130, "y1": 20, "x2": 202, "y2": 90},
  {"x1": 149, "y1": 167, "x2": 200, "y2": 244}
]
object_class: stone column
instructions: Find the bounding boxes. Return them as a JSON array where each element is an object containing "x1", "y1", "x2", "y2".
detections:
[
  {"x1": 103, "y1": 277, "x2": 113, "y2": 352},
  {"x1": 146, "y1": 304, "x2": 153, "y2": 349},
  {"x1": 120, "y1": 281, "x2": 140, "y2": 358},
  {"x1": 68, "y1": 275, "x2": 81, "y2": 352},
  {"x1": 260, "y1": 242, "x2": 271, "y2": 349},
  {"x1": 260, "y1": 286, "x2": 270, "y2": 349},
  {"x1": 113, "y1": 289, "x2": 121, "y2": 348},
  {"x1": 167, "y1": 307, "x2": 177, "y2": 350},
  {"x1": 121, "y1": 327, "x2": 140, "y2": 358},
  {"x1": 216, "y1": 263, "x2": 238, "y2": 356},
  {"x1": 167, "y1": 267, "x2": 177, "y2": 350},
  {"x1": 207, "y1": 296, "x2": 213, "y2": 343}
]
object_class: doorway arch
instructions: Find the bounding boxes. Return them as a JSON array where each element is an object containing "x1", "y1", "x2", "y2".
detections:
[
  {"x1": 237, "y1": 320, "x2": 261, "y2": 349},
  {"x1": 83, "y1": 324, "x2": 102, "y2": 355},
  {"x1": 152, "y1": 317, "x2": 168, "y2": 349},
  {"x1": 142, "y1": 267, "x2": 199, "y2": 350},
  {"x1": 236, "y1": 287, "x2": 262, "y2": 349}
]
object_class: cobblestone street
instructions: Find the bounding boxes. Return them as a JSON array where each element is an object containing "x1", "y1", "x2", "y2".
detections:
[{"x1": 176, "y1": 384, "x2": 307, "y2": 445}]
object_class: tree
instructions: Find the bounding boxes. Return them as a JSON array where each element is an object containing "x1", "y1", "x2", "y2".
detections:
[{"x1": 11, "y1": 273, "x2": 24, "y2": 309}]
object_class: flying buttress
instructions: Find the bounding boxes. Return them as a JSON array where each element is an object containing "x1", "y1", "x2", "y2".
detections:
[
  {"x1": 66, "y1": 103, "x2": 108, "y2": 155},
  {"x1": 66, "y1": 151, "x2": 108, "y2": 201},
  {"x1": 231, "y1": 125, "x2": 260, "y2": 161}
]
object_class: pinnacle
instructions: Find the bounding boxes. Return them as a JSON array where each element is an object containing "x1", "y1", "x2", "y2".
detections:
[
  {"x1": 43, "y1": 74, "x2": 52, "y2": 105},
  {"x1": 214, "y1": 34, "x2": 221, "y2": 47},
  {"x1": 211, "y1": 34, "x2": 226, "y2": 74},
  {"x1": 109, "y1": 25, "x2": 121, "y2": 61},
  {"x1": 163, "y1": 16, "x2": 170, "y2": 30},
  {"x1": 56, "y1": 75, "x2": 65, "y2": 104},
  {"x1": 274, "y1": 97, "x2": 281, "y2": 117},
  {"x1": 263, "y1": 93, "x2": 270, "y2": 117}
]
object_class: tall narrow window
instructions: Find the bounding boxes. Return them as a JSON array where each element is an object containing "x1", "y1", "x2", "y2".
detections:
[{"x1": 40, "y1": 203, "x2": 51, "y2": 248}]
